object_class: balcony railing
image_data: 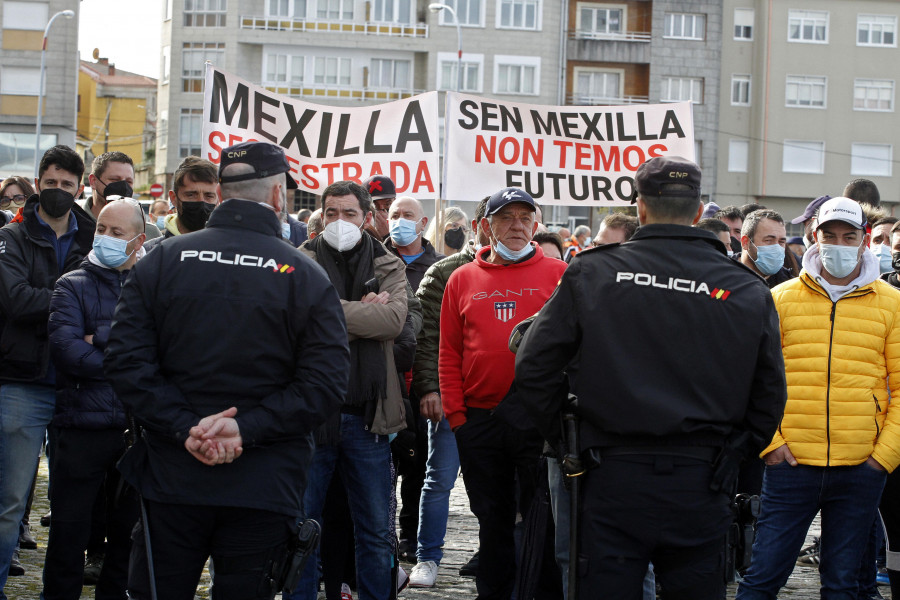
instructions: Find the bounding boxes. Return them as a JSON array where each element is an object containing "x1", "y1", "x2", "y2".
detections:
[
  {"x1": 567, "y1": 94, "x2": 649, "y2": 106},
  {"x1": 264, "y1": 84, "x2": 425, "y2": 101},
  {"x1": 570, "y1": 30, "x2": 651, "y2": 42},
  {"x1": 241, "y1": 15, "x2": 428, "y2": 37}
]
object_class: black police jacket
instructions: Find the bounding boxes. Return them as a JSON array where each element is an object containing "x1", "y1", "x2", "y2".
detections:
[
  {"x1": 0, "y1": 195, "x2": 95, "y2": 382},
  {"x1": 104, "y1": 199, "x2": 350, "y2": 517},
  {"x1": 514, "y1": 224, "x2": 787, "y2": 455}
]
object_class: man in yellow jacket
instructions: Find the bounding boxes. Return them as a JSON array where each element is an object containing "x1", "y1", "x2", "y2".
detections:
[{"x1": 737, "y1": 196, "x2": 900, "y2": 600}]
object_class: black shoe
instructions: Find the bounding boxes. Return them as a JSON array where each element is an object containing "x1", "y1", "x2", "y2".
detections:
[
  {"x1": 398, "y1": 539, "x2": 416, "y2": 563},
  {"x1": 459, "y1": 551, "x2": 479, "y2": 577},
  {"x1": 18, "y1": 523, "x2": 37, "y2": 550},
  {"x1": 83, "y1": 552, "x2": 104, "y2": 585},
  {"x1": 8, "y1": 549, "x2": 24, "y2": 577},
  {"x1": 39, "y1": 510, "x2": 51, "y2": 527}
]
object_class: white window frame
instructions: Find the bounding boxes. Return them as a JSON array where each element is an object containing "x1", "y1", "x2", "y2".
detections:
[
  {"x1": 370, "y1": 0, "x2": 413, "y2": 24},
  {"x1": 493, "y1": 55, "x2": 540, "y2": 96},
  {"x1": 782, "y1": 140, "x2": 825, "y2": 174},
  {"x1": 183, "y1": 0, "x2": 227, "y2": 27},
  {"x1": 179, "y1": 108, "x2": 204, "y2": 158},
  {"x1": 788, "y1": 9, "x2": 828, "y2": 44},
  {"x1": 438, "y1": 0, "x2": 484, "y2": 27},
  {"x1": 266, "y1": 0, "x2": 308, "y2": 19},
  {"x1": 264, "y1": 53, "x2": 305, "y2": 85},
  {"x1": 573, "y1": 67, "x2": 624, "y2": 103},
  {"x1": 731, "y1": 74, "x2": 751, "y2": 106},
  {"x1": 660, "y1": 76, "x2": 703, "y2": 104},
  {"x1": 664, "y1": 13, "x2": 705, "y2": 40},
  {"x1": 854, "y1": 79, "x2": 894, "y2": 112},
  {"x1": 316, "y1": 0, "x2": 353, "y2": 20},
  {"x1": 851, "y1": 143, "x2": 893, "y2": 177},
  {"x1": 369, "y1": 58, "x2": 412, "y2": 89},
  {"x1": 162, "y1": 46, "x2": 171, "y2": 84},
  {"x1": 858, "y1": 14, "x2": 897, "y2": 48},
  {"x1": 0, "y1": 66, "x2": 41, "y2": 96},
  {"x1": 158, "y1": 110, "x2": 168, "y2": 149},
  {"x1": 576, "y1": 3, "x2": 625, "y2": 37},
  {"x1": 436, "y1": 52, "x2": 483, "y2": 93},
  {"x1": 314, "y1": 56, "x2": 352, "y2": 86},
  {"x1": 728, "y1": 139, "x2": 749, "y2": 172},
  {"x1": 785, "y1": 75, "x2": 827, "y2": 109},
  {"x1": 734, "y1": 7, "x2": 753, "y2": 41},
  {"x1": 182, "y1": 42, "x2": 224, "y2": 93},
  {"x1": 496, "y1": 0, "x2": 541, "y2": 31},
  {"x1": 2, "y1": 1, "x2": 49, "y2": 31}
]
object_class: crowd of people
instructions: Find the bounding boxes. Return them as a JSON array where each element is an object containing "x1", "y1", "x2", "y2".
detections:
[{"x1": 0, "y1": 140, "x2": 898, "y2": 600}]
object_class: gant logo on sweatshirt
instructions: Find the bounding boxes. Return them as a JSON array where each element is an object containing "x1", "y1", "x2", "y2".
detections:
[
  {"x1": 180, "y1": 250, "x2": 295, "y2": 273},
  {"x1": 616, "y1": 272, "x2": 730, "y2": 300},
  {"x1": 495, "y1": 301, "x2": 517, "y2": 322}
]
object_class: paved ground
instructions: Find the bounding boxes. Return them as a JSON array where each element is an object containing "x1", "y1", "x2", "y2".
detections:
[{"x1": 9, "y1": 456, "x2": 892, "y2": 599}]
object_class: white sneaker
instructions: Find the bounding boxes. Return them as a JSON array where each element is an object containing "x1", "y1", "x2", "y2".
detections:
[
  {"x1": 340, "y1": 583, "x2": 353, "y2": 600},
  {"x1": 408, "y1": 560, "x2": 438, "y2": 587}
]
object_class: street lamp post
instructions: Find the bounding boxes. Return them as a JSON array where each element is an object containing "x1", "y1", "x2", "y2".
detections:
[
  {"x1": 428, "y1": 3, "x2": 462, "y2": 92},
  {"x1": 34, "y1": 9, "x2": 75, "y2": 178}
]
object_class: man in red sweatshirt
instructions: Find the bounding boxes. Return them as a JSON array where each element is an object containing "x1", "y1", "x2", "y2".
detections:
[{"x1": 439, "y1": 187, "x2": 567, "y2": 600}]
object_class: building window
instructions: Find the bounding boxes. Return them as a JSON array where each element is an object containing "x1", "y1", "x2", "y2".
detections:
[
  {"x1": 440, "y1": 0, "x2": 482, "y2": 26},
  {"x1": 2, "y1": 1, "x2": 49, "y2": 30},
  {"x1": 316, "y1": 0, "x2": 352, "y2": 19},
  {"x1": 574, "y1": 69, "x2": 622, "y2": 103},
  {"x1": 788, "y1": 10, "x2": 827, "y2": 43},
  {"x1": 729, "y1": 140, "x2": 749, "y2": 172},
  {"x1": 370, "y1": 59, "x2": 410, "y2": 89},
  {"x1": 854, "y1": 79, "x2": 894, "y2": 112},
  {"x1": 578, "y1": 4, "x2": 622, "y2": 36},
  {"x1": 498, "y1": 0, "x2": 539, "y2": 30},
  {"x1": 664, "y1": 13, "x2": 705, "y2": 40},
  {"x1": 851, "y1": 143, "x2": 892, "y2": 177},
  {"x1": 182, "y1": 42, "x2": 224, "y2": 93},
  {"x1": 159, "y1": 110, "x2": 168, "y2": 149},
  {"x1": 660, "y1": 77, "x2": 703, "y2": 104},
  {"x1": 783, "y1": 140, "x2": 825, "y2": 174},
  {"x1": 438, "y1": 53, "x2": 482, "y2": 92},
  {"x1": 265, "y1": 54, "x2": 304, "y2": 85},
  {"x1": 371, "y1": 0, "x2": 411, "y2": 23},
  {"x1": 731, "y1": 74, "x2": 751, "y2": 105},
  {"x1": 0, "y1": 67, "x2": 41, "y2": 95},
  {"x1": 494, "y1": 56, "x2": 539, "y2": 95},
  {"x1": 179, "y1": 108, "x2": 203, "y2": 157},
  {"x1": 184, "y1": 0, "x2": 226, "y2": 27},
  {"x1": 734, "y1": 8, "x2": 753, "y2": 40},
  {"x1": 162, "y1": 46, "x2": 171, "y2": 84},
  {"x1": 268, "y1": 0, "x2": 307, "y2": 18},
  {"x1": 858, "y1": 14, "x2": 896, "y2": 47},
  {"x1": 785, "y1": 75, "x2": 826, "y2": 108},
  {"x1": 314, "y1": 57, "x2": 351, "y2": 86}
]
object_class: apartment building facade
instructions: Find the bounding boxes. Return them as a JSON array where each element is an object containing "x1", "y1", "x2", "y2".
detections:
[
  {"x1": 718, "y1": 0, "x2": 900, "y2": 225},
  {"x1": 0, "y1": 0, "x2": 78, "y2": 177}
]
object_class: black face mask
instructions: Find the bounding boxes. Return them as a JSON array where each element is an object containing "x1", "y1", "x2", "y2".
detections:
[
  {"x1": 39, "y1": 188, "x2": 75, "y2": 219},
  {"x1": 99, "y1": 178, "x2": 133, "y2": 200},
  {"x1": 730, "y1": 236, "x2": 742, "y2": 254},
  {"x1": 444, "y1": 227, "x2": 466, "y2": 250},
  {"x1": 892, "y1": 251, "x2": 900, "y2": 274},
  {"x1": 178, "y1": 200, "x2": 216, "y2": 232}
]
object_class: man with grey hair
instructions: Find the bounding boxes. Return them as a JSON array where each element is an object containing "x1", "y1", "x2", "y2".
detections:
[
  {"x1": 563, "y1": 224, "x2": 591, "y2": 262},
  {"x1": 306, "y1": 208, "x2": 324, "y2": 238},
  {"x1": 104, "y1": 141, "x2": 349, "y2": 599},
  {"x1": 515, "y1": 156, "x2": 785, "y2": 599},
  {"x1": 738, "y1": 209, "x2": 793, "y2": 288}
]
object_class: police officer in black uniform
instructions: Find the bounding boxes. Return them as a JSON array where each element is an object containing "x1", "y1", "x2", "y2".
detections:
[
  {"x1": 513, "y1": 156, "x2": 787, "y2": 600},
  {"x1": 104, "y1": 141, "x2": 350, "y2": 600}
]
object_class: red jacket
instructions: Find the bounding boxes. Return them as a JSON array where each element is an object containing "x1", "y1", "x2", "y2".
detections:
[{"x1": 439, "y1": 244, "x2": 567, "y2": 430}]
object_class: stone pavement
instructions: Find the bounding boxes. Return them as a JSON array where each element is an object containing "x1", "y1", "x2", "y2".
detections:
[{"x1": 9, "y1": 456, "x2": 892, "y2": 599}]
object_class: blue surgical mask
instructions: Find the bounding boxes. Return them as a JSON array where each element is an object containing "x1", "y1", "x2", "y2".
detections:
[
  {"x1": 92, "y1": 234, "x2": 139, "y2": 268},
  {"x1": 871, "y1": 243, "x2": 893, "y2": 274},
  {"x1": 282, "y1": 222, "x2": 292, "y2": 240},
  {"x1": 156, "y1": 216, "x2": 166, "y2": 230},
  {"x1": 495, "y1": 240, "x2": 533, "y2": 261},
  {"x1": 750, "y1": 241, "x2": 785, "y2": 276},
  {"x1": 389, "y1": 218, "x2": 421, "y2": 247},
  {"x1": 820, "y1": 242, "x2": 863, "y2": 279}
]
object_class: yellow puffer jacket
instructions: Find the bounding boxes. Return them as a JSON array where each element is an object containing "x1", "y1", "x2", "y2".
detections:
[{"x1": 765, "y1": 270, "x2": 900, "y2": 472}]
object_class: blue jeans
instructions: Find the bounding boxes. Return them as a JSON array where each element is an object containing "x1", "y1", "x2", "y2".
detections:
[
  {"x1": 286, "y1": 414, "x2": 393, "y2": 600},
  {"x1": 416, "y1": 417, "x2": 460, "y2": 565},
  {"x1": 0, "y1": 383, "x2": 55, "y2": 599},
  {"x1": 737, "y1": 461, "x2": 887, "y2": 600}
]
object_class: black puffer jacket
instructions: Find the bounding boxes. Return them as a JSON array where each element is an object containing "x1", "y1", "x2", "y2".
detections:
[
  {"x1": 49, "y1": 255, "x2": 129, "y2": 430},
  {"x1": 0, "y1": 195, "x2": 95, "y2": 382}
]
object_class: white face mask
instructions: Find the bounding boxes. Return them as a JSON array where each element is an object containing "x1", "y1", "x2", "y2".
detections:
[{"x1": 323, "y1": 218, "x2": 363, "y2": 252}]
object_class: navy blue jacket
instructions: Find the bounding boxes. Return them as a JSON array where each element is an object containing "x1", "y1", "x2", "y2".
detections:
[{"x1": 49, "y1": 256, "x2": 129, "y2": 430}]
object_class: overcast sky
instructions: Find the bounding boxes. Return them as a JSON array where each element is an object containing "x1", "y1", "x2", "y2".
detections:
[{"x1": 78, "y1": 0, "x2": 162, "y2": 79}]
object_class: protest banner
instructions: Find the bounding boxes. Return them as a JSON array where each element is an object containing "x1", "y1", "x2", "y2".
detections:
[
  {"x1": 442, "y1": 92, "x2": 695, "y2": 206},
  {"x1": 201, "y1": 64, "x2": 440, "y2": 199}
]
